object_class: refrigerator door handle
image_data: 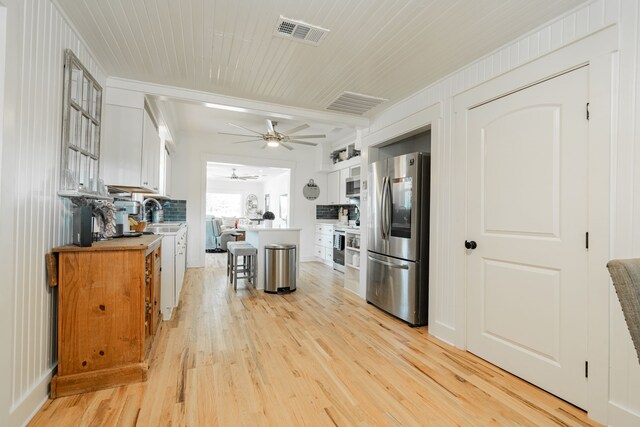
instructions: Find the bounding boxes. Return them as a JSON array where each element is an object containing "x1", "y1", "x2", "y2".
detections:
[
  {"x1": 367, "y1": 255, "x2": 409, "y2": 270},
  {"x1": 380, "y1": 176, "x2": 388, "y2": 239},
  {"x1": 384, "y1": 176, "x2": 392, "y2": 237}
]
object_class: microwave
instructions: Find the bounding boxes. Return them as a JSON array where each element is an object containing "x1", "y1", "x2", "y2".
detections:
[{"x1": 345, "y1": 176, "x2": 361, "y2": 198}]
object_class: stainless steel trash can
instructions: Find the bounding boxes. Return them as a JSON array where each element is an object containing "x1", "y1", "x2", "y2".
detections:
[{"x1": 264, "y1": 244, "x2": 296, "y2": 293}]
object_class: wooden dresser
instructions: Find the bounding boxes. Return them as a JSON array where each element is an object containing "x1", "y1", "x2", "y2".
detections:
[{"x1": 51, "y1": 235, "x2": 163, "y2": 397}]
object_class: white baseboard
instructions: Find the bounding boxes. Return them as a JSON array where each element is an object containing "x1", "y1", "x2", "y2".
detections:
[
  {"x1": 10, "y1": 368, "x2": 53, "y2": 427},
  {"x1": 300, "y1": 256, "x2": 316, "y2": 262},
  {"x1": 608, "y1": 401, "x2": 640, "y2": 427}
]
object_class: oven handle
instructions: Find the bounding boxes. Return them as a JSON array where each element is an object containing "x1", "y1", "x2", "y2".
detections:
[{"x1": 367, "y1": 255, "x2": 409, "y2": 270}]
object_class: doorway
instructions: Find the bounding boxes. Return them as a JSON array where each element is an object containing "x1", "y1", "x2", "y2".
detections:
[
  {"x1": 465, "y1": 67, "x2": 589, "y2": 408},
  {"x1": 204, "y1": 162, "x2": 290, "y2": 253}
]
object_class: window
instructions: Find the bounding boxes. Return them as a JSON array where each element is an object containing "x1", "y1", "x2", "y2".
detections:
[
  {"x1": 60, "y1": 49, "x2": 102, "y2": 194},
  {"x1": 206, "y1": 193, "x2": 242, "y2": 217}
]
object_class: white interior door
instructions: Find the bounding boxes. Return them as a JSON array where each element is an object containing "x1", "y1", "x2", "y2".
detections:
[{"x1": 466, "y1": 66, "x2": 589, "y2": 409}]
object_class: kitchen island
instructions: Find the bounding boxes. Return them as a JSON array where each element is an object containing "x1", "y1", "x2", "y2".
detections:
[{"x1": 240, "y1": 227, "x2": 301, "y2": 290}]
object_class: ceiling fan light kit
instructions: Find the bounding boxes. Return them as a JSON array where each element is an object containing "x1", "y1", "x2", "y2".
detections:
[{"x1": 220, "y1": 119, "x2": 325, "y2": 150}]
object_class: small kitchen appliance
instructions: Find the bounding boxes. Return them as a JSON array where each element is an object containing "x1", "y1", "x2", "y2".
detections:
[{"x1": 72, "y1": 205, "x2": 93, "y2": 247}]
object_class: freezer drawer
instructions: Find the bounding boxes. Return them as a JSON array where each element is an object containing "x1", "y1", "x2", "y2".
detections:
[{"x1": 366, "y1": 251, "x2": 426, "y2": 326}]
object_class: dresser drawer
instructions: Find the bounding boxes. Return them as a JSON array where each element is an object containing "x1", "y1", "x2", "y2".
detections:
[
  {"x1": 314, "y1": 245, "x2": 325, "y2": 259},
  {"x1": 321, "y1": 234, "x2": 333, "y2": 248}
]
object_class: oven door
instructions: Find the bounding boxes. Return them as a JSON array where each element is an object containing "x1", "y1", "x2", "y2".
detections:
[{"x1": 333, "y1": 232, "x2": 345, "y2": 269}]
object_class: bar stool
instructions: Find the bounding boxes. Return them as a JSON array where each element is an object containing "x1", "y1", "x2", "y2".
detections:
[
  {"x1": 227, "y1": 241, "x2": 251, "y2": 278},
  {"x1": 228, "y1": 243, "x2": 257, "y2": 290}
]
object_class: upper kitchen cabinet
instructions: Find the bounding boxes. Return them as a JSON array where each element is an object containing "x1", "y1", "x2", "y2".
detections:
[{"x1": 101, "y1": 88, "x2": 161, "y2": 192}]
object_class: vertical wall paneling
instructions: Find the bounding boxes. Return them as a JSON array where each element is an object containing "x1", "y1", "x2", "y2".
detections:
[
  {"x1": 361, "y1": 0, "x2": 639, "y2": 424},
  {"x1": 0, "y1": 0, "x2": 105, "y2": 424}
]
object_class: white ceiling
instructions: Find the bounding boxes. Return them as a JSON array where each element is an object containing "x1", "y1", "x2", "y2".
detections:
[
  {"x1": 152, "y1": 96, "x2": 355, "y2": 146},
  {"x1": 206, "y1": 161, "x2": 289, "y2": 182},
  {"x1": 58, "y1": 0, "x2": 586, "y2": 117}
]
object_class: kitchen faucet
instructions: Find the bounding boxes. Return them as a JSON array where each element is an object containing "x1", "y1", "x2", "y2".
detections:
[{"x1": 142, "y1": 197, "x2": 163, "y2": 223}]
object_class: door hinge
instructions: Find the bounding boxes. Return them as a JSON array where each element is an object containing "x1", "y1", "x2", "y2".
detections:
[
  {"x1": 586, "y1": 232, "x2": 589, "y2": 249},
  {"x1": 586, "y1": 102, "x2": 590, "y2": 120},
  {"x1": 585, "y1": 361, "x2": 589, "y2": 378}
]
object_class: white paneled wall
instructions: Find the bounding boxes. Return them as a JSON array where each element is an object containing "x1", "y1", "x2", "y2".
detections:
[
  {"x1": 0, "y1": 0, "x2": 105, "y2": 424},
  {"x1": 361, "y1": 0, "x2": 640, "y2": 424},
  {"x1": 362, "y1": 0, "x2": 616, "y2": 345}
]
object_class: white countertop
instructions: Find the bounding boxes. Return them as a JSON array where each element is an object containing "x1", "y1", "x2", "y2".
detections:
[{"x1": 240, "y1": 226, "x2": 302, "y2": 232}]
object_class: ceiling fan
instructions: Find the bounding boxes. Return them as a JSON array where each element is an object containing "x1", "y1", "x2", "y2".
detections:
[
  {"x1": 227, "y1": 168, "x2": 259, "y2": 180},
  {"x1": 219, "y1": 119, "x2": 325, "y2": 150}
]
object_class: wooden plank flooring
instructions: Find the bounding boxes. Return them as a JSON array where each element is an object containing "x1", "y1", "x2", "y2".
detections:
[{"x1": 30, "y1": 254, "x2": 600, "y2": 426}]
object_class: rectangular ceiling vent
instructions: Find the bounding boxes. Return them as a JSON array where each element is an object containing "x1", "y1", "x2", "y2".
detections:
[
  {"x1": 326, "y1": 92, "x2": 388, "y2": 115},
  {"x1": 275, "y1": 16, "x2": 329, "y2": 46}
]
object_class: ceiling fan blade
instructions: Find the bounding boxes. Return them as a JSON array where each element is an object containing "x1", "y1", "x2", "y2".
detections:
[
  {"x1": 227, "y1": 122, "x2": 264, "y2": 135},
  {"x1": 283, "y1": 124, "x2": 309, "y2": 135},
  {"x1": 280, "y1": 142, "x2": 294, "y2": 151},
  {"x1": 232, "y1": 139, "x2": 263, "y2": 144},
  {"x1": 261, "y1": 144, "x2": 267, "y2": 150},
  {"x1": 288, "y1": 139, "x2": 318, "y2": 146},
  {"x1": 218, "y1": 132, "x2": 260, "y2": 138},
  {"x1": 289, "y1": 134, "x2": 326, "y2": 139},
  {"x1": 265, "y1": 119, "x2": 275, "y2": 134}
]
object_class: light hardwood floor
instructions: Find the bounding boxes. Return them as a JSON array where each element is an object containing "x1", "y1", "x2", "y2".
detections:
[{"x1": 31, "y1": 254, "x2": 600, "y2": 426}]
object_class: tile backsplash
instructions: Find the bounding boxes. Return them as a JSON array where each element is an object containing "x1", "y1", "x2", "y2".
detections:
[
  {"x1": 161, "y1": 199, "x2": 187, "y2": 221},
  {"x1": 316, "y1": 204, "x2": 358, "y2": 220}
]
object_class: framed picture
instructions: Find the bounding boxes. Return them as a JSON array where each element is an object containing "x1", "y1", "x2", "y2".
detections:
[{"x1": 265, "y1": 194, "x2": 270, "y2": 211}]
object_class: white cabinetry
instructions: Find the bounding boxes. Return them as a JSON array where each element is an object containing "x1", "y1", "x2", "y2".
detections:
[
  {"x1": 163, "y1": 148, "x2": 172, "y2": 198},
  {"x1": 344, "y1": 228, "x2": 361, "y2": 295},
  {"x1": 327, "y1": 171, "x2": 340, "y2": 204},
  {"x1": 314, "y1": 223, "x2": 334, "y2": 265},
  {"x1": 141, "y1": 109, "x2": 161, "y2": 192},
  {"x1": 101, "y1": 88, "x2": 161, "y2": 192},
  {"x1": 326, "y1": 168, "x2": 351, "y2": 204},
  {"x1": 339, "y1": 168, "x2": 349, "y2": 204},
  {"x1": 159, "y1": 224, "x2": 188, "y2": 320}
]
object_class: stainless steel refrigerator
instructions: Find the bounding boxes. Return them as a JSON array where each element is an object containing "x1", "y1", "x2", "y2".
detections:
[{"x1": 367, "y1": 152, "x2": 430, "y2": 326}]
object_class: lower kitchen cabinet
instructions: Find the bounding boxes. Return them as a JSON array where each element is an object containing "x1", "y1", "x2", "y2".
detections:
[
  {"x1": 315, "y1": 223, "x2": 334, "y2": 265},
  {"x1": 51, "y1": 235, "x2": 163, "y2": 398}
]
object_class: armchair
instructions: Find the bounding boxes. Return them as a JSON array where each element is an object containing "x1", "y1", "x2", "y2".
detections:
[{"x1": 207, "y1": 218, "x2": 238, "y2": 252}]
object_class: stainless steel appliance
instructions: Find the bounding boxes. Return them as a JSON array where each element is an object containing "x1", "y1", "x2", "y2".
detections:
[
  {"x1": 333, "y1": 229, "x2": 346, "y2": 272},
  {"x1": 345, "y1": 176, "x2": 361, "y2": 198},
  {"x1": 367, "y1": 152, "x2": 430, "y2": 326}
]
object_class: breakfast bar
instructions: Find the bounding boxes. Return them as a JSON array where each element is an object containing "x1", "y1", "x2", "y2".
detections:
[{"x1": 241, "y1": 227, "x2": 301, "y2": 290}]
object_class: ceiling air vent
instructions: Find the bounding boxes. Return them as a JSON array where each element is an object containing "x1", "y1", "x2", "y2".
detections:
[
  {"x1": 274, "y1": 16, "x2": 329, "y2": 46},
  {"x1": 326, "y1": 92, "x2": 388, "y2": 115}
]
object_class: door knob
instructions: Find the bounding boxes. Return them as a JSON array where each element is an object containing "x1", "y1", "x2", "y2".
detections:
[{"x1": 465, "y1": 240, "x2": 477, "y2": 250}]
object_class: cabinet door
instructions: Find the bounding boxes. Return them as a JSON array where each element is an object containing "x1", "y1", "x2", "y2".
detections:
[
  {"x1": 141, "y1": 110, "x2": 159, "y2": 192},
  {"x1": 339, "y1": 168, "x2": 349, "y2": 204},
  {"x1": 164, "y1": 149, "x2": 172, "y2": 197},
  {"x1": 327, "y1": 171, "x2": 339, "y2": 204},
  {"x1": 102, "y1": 105, "x2": 144, "y2": 187}
]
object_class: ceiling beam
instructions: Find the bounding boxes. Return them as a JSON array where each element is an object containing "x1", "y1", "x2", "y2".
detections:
[{"x1": 107, "y1": 77, "x2": 369, "y2": 128}]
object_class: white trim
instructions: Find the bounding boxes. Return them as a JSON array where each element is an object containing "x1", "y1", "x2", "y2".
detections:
[
  {"x1": 358, "y1": 102, "x2": 451, "y2": 339},
  {"x1": 452, "y1": 26, "x2": 616, "y2": 423},
  {"x1": 107, "y1": 77, "x2": 369, "y2": 129},
  {"x1": 8, "y1": 369, "x2": 52, "y2": 427}
]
